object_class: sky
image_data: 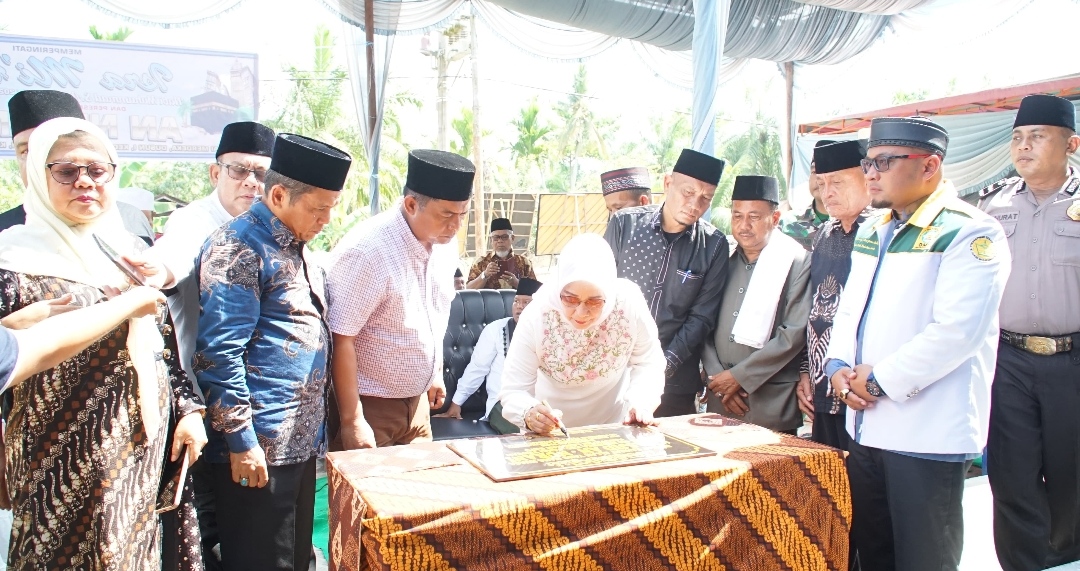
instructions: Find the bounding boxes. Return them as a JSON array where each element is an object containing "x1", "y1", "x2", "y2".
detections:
[{"x1": 0, "y1": 0, "x2": 1076, "y2": 170}]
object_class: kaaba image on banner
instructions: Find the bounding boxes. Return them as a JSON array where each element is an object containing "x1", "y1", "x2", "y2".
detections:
[
  {"x1": 190, "y1": 90, "x2": 239, "y2": 134},
  {"x1": 448, "y1": 424, "x2": 715, "y2": 482}
]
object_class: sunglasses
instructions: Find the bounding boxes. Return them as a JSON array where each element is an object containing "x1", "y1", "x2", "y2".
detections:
[
  {"x1": 217, "y1": 162, "x2": 267, "y2": 183},
  {"x1": 46, "y1": 161, "x2": 116, "y2": 185},
  {"x1": 560, "y1": 293, "x2": 606, "y2": 311}
]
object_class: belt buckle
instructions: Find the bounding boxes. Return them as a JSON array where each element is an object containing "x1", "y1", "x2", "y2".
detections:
[{"x1": 1024, "y1": 336, "x2": 1057, "y2": 356}]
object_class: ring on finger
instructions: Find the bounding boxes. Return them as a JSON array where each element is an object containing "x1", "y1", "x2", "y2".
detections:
[
  {"x1": 239, "y1": 476, "x2": 249, "y2": 487},
  {"x1": 839, "y1": 388, "x2": 850, "y2": 400}
]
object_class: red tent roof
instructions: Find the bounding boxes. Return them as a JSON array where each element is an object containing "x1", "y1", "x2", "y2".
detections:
[{"x1": 799, "y1": 73, "x2": 1080, "y2": 135}]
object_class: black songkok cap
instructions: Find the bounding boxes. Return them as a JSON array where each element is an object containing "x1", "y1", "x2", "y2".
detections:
[
  {"x1": 731, "y1": 175, "x2": 780, "y2": 204},
  {"x1": 814, "y1": 140, "x2": 864, "y2": 174},
  {"x1": 673, "y1": 149, "x2": 725, "y2": 186},
  {"x1": 454, "y1": 268, "x2": 463, "y2": 278},
  {"x1": 405, "y1": 149, "x2": 475, "y2": 201},
  {"x1": 216, "y1": 121, "x2": 275, "y2": 158},
  {"x1": 1014, "y1": 94, "x2": 1076, "y2": 132},
  {"x1": 868, "y1": 117, "x2": 949, "y2": 156},
  {"x1": 600, "y1": 167, "x2": 651, "y2": 195},
  {"x1": 8, "y1": 90, "x2": 84, "y2": 137},
  {"x1": 490, "y1": 218, "x2": 513, "y2": 233},
  {"x1": 814, "y1": 139, "x2": 837, "y2": 149},
  {"x1": 516, "y1": 277, "x2": 542, "y2": 297},
  {"x1": 269, "y1": 133, "x2": 352, "y2": 191}
]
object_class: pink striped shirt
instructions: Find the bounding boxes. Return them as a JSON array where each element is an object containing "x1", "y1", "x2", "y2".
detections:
[{"x1": 326, "y1": 206, "x2": 457, "y2": 398}]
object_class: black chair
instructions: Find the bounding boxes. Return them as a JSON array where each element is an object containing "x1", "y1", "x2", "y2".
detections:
[{"x1": 430, "y1": 289, "x2": 515, "y2": 440}]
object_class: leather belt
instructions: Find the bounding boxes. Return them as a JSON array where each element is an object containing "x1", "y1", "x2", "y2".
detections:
[{"x1": 1000, "y1": 330, "x2": 1074, "y2": 356}]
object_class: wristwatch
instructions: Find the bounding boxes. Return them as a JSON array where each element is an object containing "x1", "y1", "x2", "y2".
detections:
[{"x1": 865, "y1": 377, "x2": 886, "y2": 398}]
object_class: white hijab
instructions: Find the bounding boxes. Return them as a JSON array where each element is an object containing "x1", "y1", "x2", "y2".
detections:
[
  {"x1": 535, "y1": 233, "x2": 622, "y2": 329},
  {"x1": 0, "y1": 117, "x2": 164, "y2": 438},
  {"x1": 0, "y1": 117, "x2": 132, "y2": 286}
]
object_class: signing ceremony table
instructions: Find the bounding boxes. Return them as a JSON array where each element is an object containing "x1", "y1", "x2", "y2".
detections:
[{"x1": 327, "y1": 415, "x2": 851, "y2": 571}]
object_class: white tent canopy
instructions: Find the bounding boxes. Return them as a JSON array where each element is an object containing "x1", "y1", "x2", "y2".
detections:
[{"x1": 79, "y1": 0, "x2": 1034, "y2": 212}]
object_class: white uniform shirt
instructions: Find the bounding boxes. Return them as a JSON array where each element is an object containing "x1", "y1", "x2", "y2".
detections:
[
  {"x1": 150, "y1": 191, "x2": 233, "y2": 385},
  {"x1": 452, "y1": 317, "x2": 511, "y2": 420},
  {"x1": 826, "y1": 182, "x2": 1010, "y2": 455}
]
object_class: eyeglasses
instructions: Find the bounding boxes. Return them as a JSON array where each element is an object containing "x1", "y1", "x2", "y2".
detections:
[
  {"x1": 560, "y1": 293, "x2": 605, "y2": 311},
  {"x1": 45, "y1": 161, "x2": 116, "y2": 185},
  {"x1": 860, "y1": 154, "x2": 934, "y2": 174},
  {"x1": 217, "y1": 162, "x2": 267, "y2": 182},
  {"x1": 489, "y1": 232, "x2": 513, "y2": 241},
  {"x1": 512, "y1": 297, "x2": 531, "y2": 308}
]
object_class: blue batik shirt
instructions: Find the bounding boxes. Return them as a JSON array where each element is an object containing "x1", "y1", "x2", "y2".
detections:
[{"x1": 194, "y1": 201, "x2": 331, "y2": 466}]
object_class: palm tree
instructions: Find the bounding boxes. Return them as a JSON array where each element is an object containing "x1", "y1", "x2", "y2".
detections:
[
  {"x1": 647, "y1": 111, "x2": 691, "y2": 174},
  {"x1": 714, "y1": 109, "x2": 786, "y2": 208},
  {"x1": 508, "y1": 99, "x2": 552, "y2": 188},
  {"x1": 89, "y1": 26, "x2": 134, "y2": 41},
  {"x1": 450, "y1": 107, "x2": 473, "y2": 158},
  {"x1": 554, "y1": 65, "x2": 609, "y2": 193},
  {"x1": 266, "y1": 25, "x2": 422, "y2": 249}
]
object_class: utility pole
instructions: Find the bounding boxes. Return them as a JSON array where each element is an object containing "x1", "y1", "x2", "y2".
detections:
[
  {"x1": 470, "y1": 12, "x2": 485, "y2": 257},
  {"x1": 420, "y1": 21, "x2": 468, "y2": 152}
]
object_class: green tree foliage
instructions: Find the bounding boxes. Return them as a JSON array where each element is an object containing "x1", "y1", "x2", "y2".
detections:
[
  {"x1": 88, "y1": 26, "x2": 134, "y2": 41},
  {"x1": 552, "y1": 65, "x2": 611, "y2": 193},
  {"x1": 508, "y1": 98, "x2": 552, "y2": 187},
  {"x1": 450, "y1": 107, "x2": 474, "y2": 158},
  {"x1": 647, "y1": 111, "x2": 691, "y2": 175},
  {"x1": 265, "y1": 25, "x2": 421, "y2": 251},
  {"x1": 713, "y1": 110, "x2": 787, "y2": 209}
]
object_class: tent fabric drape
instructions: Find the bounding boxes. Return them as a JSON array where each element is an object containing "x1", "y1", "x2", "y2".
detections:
[
  {"x1": 790, "y1": 0, "x2": 930, "y2": 15},
  {"x1": 487, "y1": 0, "x2": 695, "y2": 51},
  {"x1": 691, "y1": 0, "x2": 730, "y2": 154},
  {"x1": 326, "y1": 0, "x2": 466, "y2": 34},
  {"x1": 630, "y1": 42, "x2": 748, "y2": 91},
  {"x1": 78, "y1": 0, "x2": 244, "y2": 27},
  {"x1": 792, "y1": 101, "x2": 1080, "y2": 199},
  {"x1": 340, "y1": 2, "x2": 400, "y2": 215},
  {"x1": 473, "y1": 3, "x2": 620, "y2": 61}
]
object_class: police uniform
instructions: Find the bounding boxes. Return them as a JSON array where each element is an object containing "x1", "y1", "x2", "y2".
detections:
[{"x1": 979, "y1": 93, "x2": 1080, "y2": 571}]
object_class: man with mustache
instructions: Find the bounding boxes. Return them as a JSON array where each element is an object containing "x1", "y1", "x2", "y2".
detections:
[
  {"x1": 466, "y1": 217, "x2": 536, "y2": 289},
  {"x1": 701, "y1": 175, "x2": 811, "y2": 432},
  {"x1": 979, "y1": 94, "x2": 1080, "y2": 571},
  {"x1": 604, "y1": 149, "x2": 729, "y2": 417}
]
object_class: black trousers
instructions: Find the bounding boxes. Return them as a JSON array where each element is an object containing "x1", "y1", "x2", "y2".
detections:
[
  {"x1": 654, "y1": 392, "x2": 698, "y2": 418},
  {"x1": 192, "y1": 458, "x2": 224, "y2": 571},
  {"x1": 988, "y1": 343, "x2": 1080, "y2": 571},
  {"x1": 212, "y1": 458, "x2": 317, "y2": 571},
  {"x1": 848, "y1": 440, "x2": 969, "y2": 571},
  {"x1": 811, "y1": 411, "x2": 851, "y2": 451}
]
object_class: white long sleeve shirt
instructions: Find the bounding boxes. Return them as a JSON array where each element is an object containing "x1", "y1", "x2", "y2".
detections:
[
  {"x1": 499, "y1": 282, "x2": 665, "y2": 430},
  {"x1": 826, "y1": 182, "x2": 1010, "y2": 455},
  {"x1": 150, "y1": 191, "x2": 233, "y2": 385},
  {"x1": 452, "y1": 317, "x2": 511, "y2": 420}
]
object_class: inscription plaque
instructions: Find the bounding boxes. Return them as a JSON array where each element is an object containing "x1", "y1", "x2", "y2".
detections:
[{"x1": 447, "y1": 424, "x2": 715, "y2": 482}]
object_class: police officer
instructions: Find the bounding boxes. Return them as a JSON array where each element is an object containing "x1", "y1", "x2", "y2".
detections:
[{"x1": 979, "y1": 93, "x2": 1080, "y2": 571}]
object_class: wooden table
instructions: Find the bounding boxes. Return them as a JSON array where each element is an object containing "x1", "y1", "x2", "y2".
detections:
[{"x1": 327, "y1": 415, "x2": 851, "y2": 571}]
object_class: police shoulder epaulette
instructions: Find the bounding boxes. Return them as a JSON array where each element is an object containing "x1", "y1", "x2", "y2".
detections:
[
  {"x1": 1064, "y1": 177, "x2": 1080, "y2": 196},
  {"x1": 979, "y1": 177, "x2": 1019, "y2": 199}
]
